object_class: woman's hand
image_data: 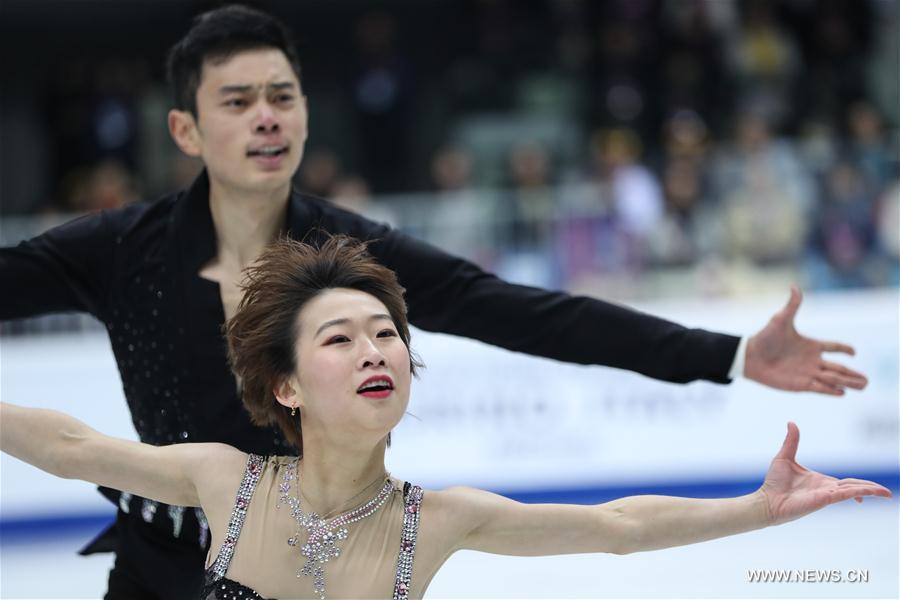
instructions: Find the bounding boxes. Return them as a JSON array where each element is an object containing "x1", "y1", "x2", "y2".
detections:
[{"x1": 759, "y1": 422, "x2": 892, "y2": 526}]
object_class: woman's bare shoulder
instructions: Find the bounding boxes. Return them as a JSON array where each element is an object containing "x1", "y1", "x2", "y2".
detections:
[
  {"x1": 187, "y1": 444, "x2": 250, "y2": 510},
  {"x1": 416, "y1": 486, "x2": 496, "y2": 549}
]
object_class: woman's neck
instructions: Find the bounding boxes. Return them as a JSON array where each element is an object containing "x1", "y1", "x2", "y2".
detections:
[{"x1": 297, "y1": 436, "x2": 389, "y2": 518}]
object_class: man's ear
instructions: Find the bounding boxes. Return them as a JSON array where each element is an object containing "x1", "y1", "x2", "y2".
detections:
[
  {"x1": 168, "y1": 109, "x2": 202, "y2": 157},
  {"x1": 300, "y1": 94, "x2": 309, "y2": 144},
  {"x1": 274, "y1": 377, "x2": 302, "y2": 410}
]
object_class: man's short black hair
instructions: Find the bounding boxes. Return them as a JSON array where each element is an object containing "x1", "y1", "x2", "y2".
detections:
[{"x1": 166, "y1": 4, "x2": 302, "y2": 116}]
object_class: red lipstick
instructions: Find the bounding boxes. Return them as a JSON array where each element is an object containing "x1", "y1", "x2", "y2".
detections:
[{"x1": 356, "y1": 375, "x2": 394, "y2": 399}]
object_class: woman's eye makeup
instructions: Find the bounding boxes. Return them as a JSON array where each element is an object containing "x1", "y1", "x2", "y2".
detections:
[{"x1": 325, "y1": 329, "x2": 396, "y2": 344}]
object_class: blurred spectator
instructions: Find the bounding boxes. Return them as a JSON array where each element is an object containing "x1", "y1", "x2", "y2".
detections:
[
  {"x1": 597, "y1": 128, "x2": 664, "y2": 241},
  {"x1": 876, "y1": 181, "x2": 900, "y2": 284},
  {"x1": 60, "y1": 159, "x2": 139, "y2": 213},
  {"x1": 299, "y1": 147, "x2": 342, "y2": 198},
  {"x1": 506, "y1": 140, "x2": 556, "y2": 251},
  {"x1": 715, "y1": 111, "x2": 812, "y2": 264},
  {"x1": 556, "y1": 127, "x2": 663, "y2": 282},
  {"x1": 658, "y1": 0, "x2": 731, "y2": 125},
  {"x1": 330, "y1": 175, "x2": 371, "y2": 213},
  {"x1": 493, "y1": 140, "x2": 561, "y2": 288},
  {"x1": 808, "y1": 160, "x2": 879, "y2": 288},
  {"x1": 651, "y1": 158, "x2": 704, "y2": 266},
  {"x1": 548, "y1": 0, "x2": 593, "y2": 76},
  {"x1": 648, "y1": 110, "x2": 715, "y2": 266},
  {"x1": 329, "y1": 174, "x2": 398, "y2": 228},
  {"x1": 428, "y1": 145, "x2": 497, "y2": 265},
  {"x1": 846, "y1": 100, "x2": 895, "y2": 189},
  {"x1": 797, "y1": 117, "x2": 839, "y2": 178},
  {"x1": 662, "y1": 108, "x2": 711, "y2": 164},
  {"x1": 590, "y1": 17, "x2": 654, "y2": 136},
  {"x1": 1, "y1": 0, "x2": 896, "y2": 300},
  {"x1": 726, "y1": 0, "x2": 800, "y2": 125},
  {"x1": 444, "y1": 0, "x2": 541, "y2": 111},
  {"x1": 800, "y1": 0, "x2": 873, "y2": 117},
  {"x1": 432, "y1": 145, "x2": 474, "y2": 193},
  {"x1": 45, "y1": 57, "x2": 145, "y2": 211},
  {"x1": 350, "y1": 11, "x2": 416, "y2": 193}
]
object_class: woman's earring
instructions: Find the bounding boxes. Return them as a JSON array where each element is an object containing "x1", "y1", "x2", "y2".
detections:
[{"x1": 291, "y1": 405, "x2": 297, "y2": 417}]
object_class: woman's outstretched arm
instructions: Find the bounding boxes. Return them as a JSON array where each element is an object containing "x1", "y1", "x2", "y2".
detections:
[
  {"x1": 0, "y1": 402, "x2": 243, "y2": 507},
  {"x1": 429, "y1": 423, "x2": 891, "y2": 557}
]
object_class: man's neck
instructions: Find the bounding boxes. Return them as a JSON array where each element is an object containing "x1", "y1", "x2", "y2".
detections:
[
  {"x1": 207, "y1": 176, "x2": 292, "y2": 271},
  {"x1": 297, "y1": 434, "x2": 389, "y2": 518}
]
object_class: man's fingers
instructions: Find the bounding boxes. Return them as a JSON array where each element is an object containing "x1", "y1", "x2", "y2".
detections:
[
  {"x1": 821, "y1": 360, "x2": 867, "y2": 388},
  {"x1": 776, "y1": 422, "x2": 800, "y2": 460},
  {"x1": 815, "y1": 371, "x2": 865, "y2": 392},
  {"x1": 780, "y1": 286, "x2": 803, "y2": 322},
  {"x1": 820, "y1": 341, "x2": 855, "y2": 356},
  {"x1": 809, "y1": 379, "x2": 845, "y2": 396}
]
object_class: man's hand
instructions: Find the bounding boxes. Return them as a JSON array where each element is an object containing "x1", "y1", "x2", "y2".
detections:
[
  {"x1": 744, "y1": 286, "x2": 868, "y2": 395},
  {"x1": 759, "y1": 422, "x2": 891, "y2": 526}
]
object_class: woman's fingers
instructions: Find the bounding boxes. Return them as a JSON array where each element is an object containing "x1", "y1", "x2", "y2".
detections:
[{"x1": 828, "y1": 483, "x2": 892, "y2": 504}]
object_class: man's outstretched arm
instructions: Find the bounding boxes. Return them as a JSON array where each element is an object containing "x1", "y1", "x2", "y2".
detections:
[
  {"x1": 353, "y1": 218, "x2": 867, "y2": 391},
  {"x1": 0, "y1": 211, "x2": 115, "y2": 321}
]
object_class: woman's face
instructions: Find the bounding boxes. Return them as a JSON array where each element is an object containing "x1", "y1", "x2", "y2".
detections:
[{"x1": 287, "y1": 288, "x2": 411, "y2": 444}]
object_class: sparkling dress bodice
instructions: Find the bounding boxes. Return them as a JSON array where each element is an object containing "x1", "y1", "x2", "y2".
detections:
[{"x1": 199, "y1": 455, "x2": 423, "y2": 600}]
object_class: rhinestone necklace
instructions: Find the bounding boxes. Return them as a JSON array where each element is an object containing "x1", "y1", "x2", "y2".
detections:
[
  {"x1": 277, "y1": 460, "x2": 393, "y2": 600},
  {"x1": 305, "y1": 470, "x2": 388, "y2": 521}
]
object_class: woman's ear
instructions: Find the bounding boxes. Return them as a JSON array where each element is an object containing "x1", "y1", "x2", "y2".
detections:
[{"x1": 274, "y1": 377, "x2": 302, "y2": 410}]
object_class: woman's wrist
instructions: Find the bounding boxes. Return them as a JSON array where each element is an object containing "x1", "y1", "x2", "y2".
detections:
[{"x1": 747, "y1": 488, "x2": 774, "y2": 529}]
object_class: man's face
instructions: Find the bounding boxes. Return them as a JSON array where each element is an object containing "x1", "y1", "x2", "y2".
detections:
[{"x1": 190, "y1": 48, "x2": 308, "y2": 194}]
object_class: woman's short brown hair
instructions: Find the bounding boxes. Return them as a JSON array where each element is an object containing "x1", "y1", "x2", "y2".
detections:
[{"x1": 225, "y1": 235, "x2": 420, "y2": 452}]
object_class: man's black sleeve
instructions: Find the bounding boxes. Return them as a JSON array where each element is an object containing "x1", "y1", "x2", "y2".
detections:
[
  {"x1": 0, "y1": 211, "x2": 115, "y2": 320},
  {"x1": 364, "y1": 223, "x2": 739, "y2": 384}
]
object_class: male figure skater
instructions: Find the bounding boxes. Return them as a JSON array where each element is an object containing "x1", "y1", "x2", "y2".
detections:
[{"x1": 0, "y1": 5, "x2": 866, "y2": 599}]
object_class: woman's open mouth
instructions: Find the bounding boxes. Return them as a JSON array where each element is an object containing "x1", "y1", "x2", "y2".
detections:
[{"x1": 357, "y1": 376, "x2": 394, "y2": 399}]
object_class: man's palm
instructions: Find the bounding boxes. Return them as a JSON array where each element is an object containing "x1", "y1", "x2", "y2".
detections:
[{"x1": 745, "y1": 287, "x2": 868, "y2": 396}]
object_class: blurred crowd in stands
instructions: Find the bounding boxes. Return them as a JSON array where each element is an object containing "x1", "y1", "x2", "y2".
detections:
[{"x1": 1, "y1": 0, "x2": 897, "y2": 300}]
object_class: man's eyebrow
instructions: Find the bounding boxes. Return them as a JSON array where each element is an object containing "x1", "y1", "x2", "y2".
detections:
[
  {"x1": 217, "y1": 81, "x2": 296, "y2": 95},
  {"x1": 315, "y1": 314, "x2": 393, "y2": 337},
  {"x1": 218, "y1": 84, "x2": 254, "y2": 95}
]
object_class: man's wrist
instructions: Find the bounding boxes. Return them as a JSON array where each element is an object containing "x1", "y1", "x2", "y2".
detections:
[{"x1": 728, "y1": 336, "x2": 749, "y2": 380}]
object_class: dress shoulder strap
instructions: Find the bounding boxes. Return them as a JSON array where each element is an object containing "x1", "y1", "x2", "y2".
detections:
[
  {"x1": 392, "y1": 482, "x2": 424, "y2": 600},
  {"x1": 208, "y1": 453, "x2": 266, "y2": 581}
]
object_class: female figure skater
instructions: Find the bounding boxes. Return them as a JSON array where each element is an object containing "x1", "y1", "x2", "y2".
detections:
[{"x1": 1, "y1": 236, "x2": 890, "y2": 600}]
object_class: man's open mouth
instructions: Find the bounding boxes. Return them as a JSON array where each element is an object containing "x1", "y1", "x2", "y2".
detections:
[{"x1": 247, "y1": 145, "x2": 288, "y2": 157}]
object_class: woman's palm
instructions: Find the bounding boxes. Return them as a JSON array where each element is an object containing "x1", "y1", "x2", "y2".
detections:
[{"x1": 760, "y1": 423, "x2": 891, "y2": 526}]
